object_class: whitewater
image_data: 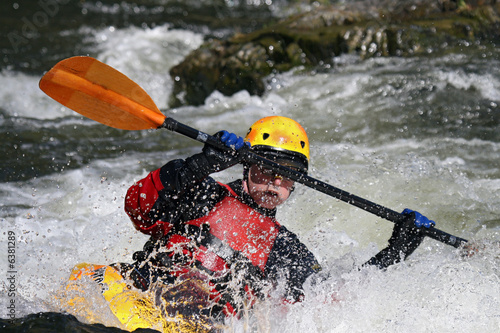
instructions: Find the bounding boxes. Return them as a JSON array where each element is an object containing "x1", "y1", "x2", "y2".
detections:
[{"x1": 1, "y1": 11, "x2": 499, "y2": 333}]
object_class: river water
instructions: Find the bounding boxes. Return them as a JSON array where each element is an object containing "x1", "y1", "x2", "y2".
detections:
[{"x1": 1, "y1": 1, "x2": 499, "y2": 332}]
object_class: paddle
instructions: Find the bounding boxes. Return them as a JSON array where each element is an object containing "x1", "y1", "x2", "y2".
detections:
[{"x1": 39, "y1": 56, "x2": 468, "y2": 248}]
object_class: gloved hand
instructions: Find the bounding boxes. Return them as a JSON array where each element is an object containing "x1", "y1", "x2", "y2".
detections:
[
  {"x1": 183, "y1": 130, "x2": 250, "y2": 182},
  {"x1": 365, "y1": 209, "x2": 435, "y2": 269},
  {"x1": 402, "y1": 208, "x2": 435, "y2": 228},
  {"x1": 202, "y1": 130, "x2": 250, "y2": 171},
  {"x1": 217, "y1": 130, "x2": 247, "y2": 150}
]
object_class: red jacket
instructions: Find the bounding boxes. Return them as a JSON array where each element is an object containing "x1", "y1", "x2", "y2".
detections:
[{"x1": 125, "y1": 158, "x2": 321, "y2": 317}]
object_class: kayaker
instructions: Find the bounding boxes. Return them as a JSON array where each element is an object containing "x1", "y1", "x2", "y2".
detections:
[{"x1": 123, "y1": 116, "x2": 436, "y2": 324}]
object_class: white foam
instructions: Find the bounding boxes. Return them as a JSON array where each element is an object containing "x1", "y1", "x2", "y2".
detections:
[
  {"x1": 90, "y1": 24, "x2": 204, "y2": 109},
  {"x1": 0, "y1": 70, "x2": 70, "y2": 119},
  {"x1": 2, "y1": 132, "x2": 499, "y2": 329},
  {"x1": 435, "y1": 68, "x2": 500, "y2": 102},
  {"x1": 0, "y1": 24, "x2": 203, "y2": 120},
  {"x1": 2, "y1": 32, "x2": 500, "y2": 330},
  {"x1": 0, "y1": 155, "x2": 152, "y2": 311}
]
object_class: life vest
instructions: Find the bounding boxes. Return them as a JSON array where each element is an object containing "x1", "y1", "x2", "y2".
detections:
[
  {"x1": 152, "y1": 183, "x2": 281, "y2": 316},
  {"x1": 167, "y1": 183, "x2": 281, "y2": 272}
]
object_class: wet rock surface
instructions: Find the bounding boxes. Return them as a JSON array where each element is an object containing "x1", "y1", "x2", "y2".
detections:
[{"x1": 169, "y1": 0, "x2": 500, "y2": 106}]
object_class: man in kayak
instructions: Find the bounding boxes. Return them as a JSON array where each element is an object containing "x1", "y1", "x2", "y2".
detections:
[{"x1": 123, "y1": 116, "x2": 435, "y2": 325}]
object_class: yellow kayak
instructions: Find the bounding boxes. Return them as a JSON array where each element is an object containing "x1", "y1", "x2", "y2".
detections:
[{"x1": 61, "y1": 263, "x2": 219, "y2": 333}]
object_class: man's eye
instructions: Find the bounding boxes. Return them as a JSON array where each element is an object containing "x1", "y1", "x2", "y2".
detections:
[{"x1": 259, "y1": 167, "x2": 272, "y2": 175}]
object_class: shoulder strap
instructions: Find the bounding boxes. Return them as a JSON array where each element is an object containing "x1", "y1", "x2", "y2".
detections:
[{"x1": 217, "y1": 181, "x2": 238, "y2": 197}]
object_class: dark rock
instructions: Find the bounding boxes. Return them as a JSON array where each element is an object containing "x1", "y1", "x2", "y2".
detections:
[
  {"x1": 169, "y1": 0, "x2": 500, "y2": 107},
  {"x1": 0, "y1": 312, "x2": 160, "y2": 332}
]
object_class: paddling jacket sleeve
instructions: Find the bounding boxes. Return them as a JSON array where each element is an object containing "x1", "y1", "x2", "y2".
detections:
[
  {"x1": 364, "y1": 213, "x2": 425, "y2": 269},
  {"x1": 125, "y1": 157, "x2": 228, "y2": 238}
]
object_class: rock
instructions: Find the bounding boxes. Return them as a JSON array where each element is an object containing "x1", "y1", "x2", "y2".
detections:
[{"x1": 169, "y1": 0, "x2": 500, "y2": 107}]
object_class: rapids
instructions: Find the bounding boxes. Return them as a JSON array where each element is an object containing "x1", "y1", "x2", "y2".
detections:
[{"x1": 1, "y1": 1, "x2": 499, "y2": 332}]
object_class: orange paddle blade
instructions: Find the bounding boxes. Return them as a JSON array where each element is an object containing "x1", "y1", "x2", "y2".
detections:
[{"x1": 39, "y1": 56, "x2": 166, "y2": 130}]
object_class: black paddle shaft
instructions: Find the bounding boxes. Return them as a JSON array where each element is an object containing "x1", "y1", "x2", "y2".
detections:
[{"x1": 162, "y1": 117, "x2": 468, "y2": 248}]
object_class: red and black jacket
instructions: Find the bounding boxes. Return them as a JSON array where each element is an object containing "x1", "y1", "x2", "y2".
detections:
[{"x1": 125, "y1": 159, "x2": 321, "y2": 317}]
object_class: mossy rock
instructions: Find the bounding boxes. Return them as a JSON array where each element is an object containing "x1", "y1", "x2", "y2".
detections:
[{"x1": 169, "y1": 1, "x2": 500, "y2": 107}]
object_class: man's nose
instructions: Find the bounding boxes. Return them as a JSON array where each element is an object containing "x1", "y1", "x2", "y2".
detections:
[{"x1": 272, "y1": 175, "x2": 283, "y2": 186}]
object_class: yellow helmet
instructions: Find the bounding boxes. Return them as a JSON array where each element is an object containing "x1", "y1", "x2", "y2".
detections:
[{"x1": 245, "y1": 116, "x2": 310, "y2": 172}]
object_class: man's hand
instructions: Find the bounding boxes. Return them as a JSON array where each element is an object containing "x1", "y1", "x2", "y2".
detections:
[
  {"x1": 402, "y1": 208, "x2": 435, "y2": 228},
  {"x1": 219, "y1": 130, "x2": 247, "y2": 150},
  {"x1": 387, "y1": 209, "x2": 436, "y2": 259},
  {"x1": 365, "y1": 209, "x2": 436, "y2": 269},
  {"x1": 201, "y1": 130, "x2": 250, "y2": 172},
  {"x1": 182, "y1": 130, "x2": 250, "y2": 183}
]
